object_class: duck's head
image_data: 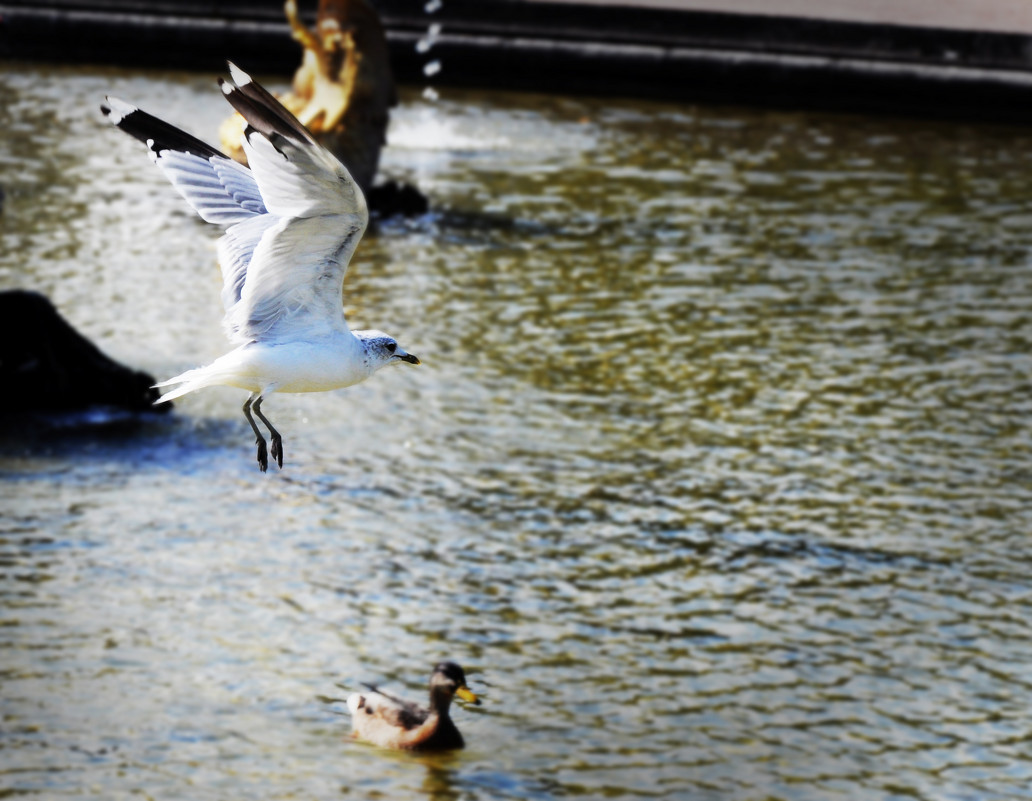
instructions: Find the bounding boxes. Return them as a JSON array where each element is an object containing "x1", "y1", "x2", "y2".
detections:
[{"x1": 430, "y1": 661, "x2": 480, "y2": 708}]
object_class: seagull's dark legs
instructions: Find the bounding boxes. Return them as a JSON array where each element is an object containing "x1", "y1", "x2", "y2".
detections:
[
  {"x1": 252, "y1": 395, "x2": 283, "y2": 469},
  {"x1": 243, "y1": 393, "x2": 269, "y2": 472}
]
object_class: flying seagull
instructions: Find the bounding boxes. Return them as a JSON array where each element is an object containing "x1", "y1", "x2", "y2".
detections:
[{"x1": 101, "y1": 63, "x2": 419, "y2": 472}]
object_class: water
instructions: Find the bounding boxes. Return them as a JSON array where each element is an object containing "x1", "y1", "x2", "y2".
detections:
[{"x1": 2, "y1": 62, "x2": 1032, "y2": 800}]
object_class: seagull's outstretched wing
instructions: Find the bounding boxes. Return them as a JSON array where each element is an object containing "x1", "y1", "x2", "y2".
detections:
[
  {"x1": 103, "y1": 62, "x2": 368, "y2": 344},
  {"x1": 101, "y1": 97, "x2": 267, "y2": 226},
  {"x1": 217, "y1": 63, "x2": 368, "y2": 343}
]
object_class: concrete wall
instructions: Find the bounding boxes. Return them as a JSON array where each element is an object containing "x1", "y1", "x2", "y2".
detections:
[{"x1": 3, "y1": 0, "x2": 1032, "y2": 122}]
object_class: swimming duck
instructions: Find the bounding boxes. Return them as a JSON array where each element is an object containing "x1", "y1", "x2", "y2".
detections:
[{"x1": 346, "y1": 662, "x2": 480, "y2": 750}]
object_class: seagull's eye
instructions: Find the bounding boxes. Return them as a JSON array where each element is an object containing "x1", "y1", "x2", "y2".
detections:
[{"x1": 386, "y1": 342, "x2": 397, "y2": 354}]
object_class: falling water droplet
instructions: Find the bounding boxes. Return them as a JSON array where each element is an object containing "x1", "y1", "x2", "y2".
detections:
[
  {"x1": 417, "y1": 23, "x2": 442, "y2": 53},
  {"x1": 421, "y1": 0, "x2": 444, "y2": 98}
]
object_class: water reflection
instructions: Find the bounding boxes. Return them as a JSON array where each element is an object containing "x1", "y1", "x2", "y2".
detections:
[{"x1": 2, "y1": 62, "x2": 1032, "y2": 800}]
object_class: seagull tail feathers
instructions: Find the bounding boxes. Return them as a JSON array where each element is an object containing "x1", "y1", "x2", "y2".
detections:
[{"x1": 152, "y1": 364, "x2": 233, "y2": 404}]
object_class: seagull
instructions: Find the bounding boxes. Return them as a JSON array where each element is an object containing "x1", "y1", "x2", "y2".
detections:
[{"x1": 101, "y1": 63, "x2": 419, "y2": 472}]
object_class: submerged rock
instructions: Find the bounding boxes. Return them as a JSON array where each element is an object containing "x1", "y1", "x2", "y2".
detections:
[
  {"x1": 367, "y1": 179, "x2": 429, "y2": 218},
  {"x1": 0, "y1": 290, "x2": 170, "y2": 416}
]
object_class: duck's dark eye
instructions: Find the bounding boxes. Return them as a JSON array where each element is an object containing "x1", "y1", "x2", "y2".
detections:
[{"x1": 386, "y1": 342, "x2": 397, "y2": 354}]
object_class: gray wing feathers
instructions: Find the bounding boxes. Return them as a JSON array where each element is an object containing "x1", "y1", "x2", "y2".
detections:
[
  {"x1": 154, "y1": 150, "x2": 266, "y2": 226},
  {"x1": 217, "y1": 215, "x2": 280, "y2": 337},
  {"x1": 242, "y1": 132, "x2": 365, "y2": 220},
  {"x1": 213, "y1": 159, "x2": 267, "y2": 215},
  {"x1": 223, "y1": 216, "x2": 363, "y2": 342}
]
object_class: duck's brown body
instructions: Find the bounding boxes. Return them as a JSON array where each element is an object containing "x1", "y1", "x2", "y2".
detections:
[{"x1": 348, "y1": 692, "x2": 465, "y2": 750}]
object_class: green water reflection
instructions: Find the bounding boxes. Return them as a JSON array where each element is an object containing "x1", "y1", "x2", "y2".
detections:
[{"x1": 2, "y1": 62, "x2": 1032, "y2": 800}]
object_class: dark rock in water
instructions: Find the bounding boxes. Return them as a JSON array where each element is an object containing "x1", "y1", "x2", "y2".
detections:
[
  {"x1": 0, "y1": 290, "x2": 170, "y2": 415},
  {"x1": 368, "y1": 180, "x2": 429, "y2": 218}
]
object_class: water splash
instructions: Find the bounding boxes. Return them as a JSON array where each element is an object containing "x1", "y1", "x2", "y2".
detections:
[{"x1": 417, "y1": 0, "x2": 443, "y2": 101}]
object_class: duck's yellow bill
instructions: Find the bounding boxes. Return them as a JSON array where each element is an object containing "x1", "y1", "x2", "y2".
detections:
[{"x1": 456, "y1": 686, "x2": 480, "y2": 705}]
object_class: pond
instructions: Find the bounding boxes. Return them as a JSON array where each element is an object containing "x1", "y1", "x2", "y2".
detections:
[{"x1": 2, "y1": 61, "x2": 1032, "y2": 800}]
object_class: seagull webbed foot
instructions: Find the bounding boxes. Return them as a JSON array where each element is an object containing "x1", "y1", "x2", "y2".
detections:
[
  {"x1": 255, "y1": 436, "x2": 269, "y2": 473},
  {"x1": 271, "y1": 434, "x2": 283, "y2": 469}
]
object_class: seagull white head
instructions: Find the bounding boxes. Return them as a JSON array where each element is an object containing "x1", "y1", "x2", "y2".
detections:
[{"x1": 356, "y1": 330, "x2": 421, "y2": 369}]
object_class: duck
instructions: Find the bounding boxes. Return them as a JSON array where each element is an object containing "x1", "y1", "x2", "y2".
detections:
[{"x1": 346, "y1": 662, "x2": 480, "y2": 750}]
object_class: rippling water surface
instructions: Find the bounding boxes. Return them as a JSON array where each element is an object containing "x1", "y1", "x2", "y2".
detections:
[{"x1": 3, "y1": 62, "x2": 1032, "y2": 800}]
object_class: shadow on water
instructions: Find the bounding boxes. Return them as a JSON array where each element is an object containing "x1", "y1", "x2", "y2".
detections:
[
  {"x1": 375, "y1": 203, "x2": 555, "y2": 247},
  {"x1": 0, "y1": 409, "x2": 244, "y2": 477},
  {"x1": 718, "y1": 529, "x2": 953, "y2": 573},
  {"x1": 331, "y1": 742, "x2": 559, "y2": 801}
]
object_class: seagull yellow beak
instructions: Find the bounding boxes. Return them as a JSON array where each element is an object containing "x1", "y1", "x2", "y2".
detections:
[{"x1": 455, "y1": 685, "x2": 480, "y2": 705}]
